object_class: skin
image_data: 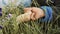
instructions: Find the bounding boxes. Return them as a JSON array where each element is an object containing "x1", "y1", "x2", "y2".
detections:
[{"x1": 24, "y1": 7, "x2": 45, "y2": 20}]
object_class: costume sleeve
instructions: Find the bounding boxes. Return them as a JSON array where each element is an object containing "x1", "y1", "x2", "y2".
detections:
[{"x1": 40, "y1": 6, "x2": 53, "y2": 22}]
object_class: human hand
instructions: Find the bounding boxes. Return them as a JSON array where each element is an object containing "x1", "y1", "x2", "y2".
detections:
[{"x1": 24, "y1": 7, "x2": 45, "y2": 20}]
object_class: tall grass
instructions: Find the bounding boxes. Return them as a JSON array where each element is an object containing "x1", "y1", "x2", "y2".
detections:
[{"x1": 0, "y1": 0, "x2": 60, "y2": 34}]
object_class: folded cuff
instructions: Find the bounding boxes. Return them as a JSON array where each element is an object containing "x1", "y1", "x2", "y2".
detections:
[{"x1": 40, "y1": 6, "x2": 53, "y2": 22}]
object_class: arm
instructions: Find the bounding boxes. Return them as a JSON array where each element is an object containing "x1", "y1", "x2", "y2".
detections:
[{"x1": 37, "y1": 0, "x2": 60, "y2": 22}]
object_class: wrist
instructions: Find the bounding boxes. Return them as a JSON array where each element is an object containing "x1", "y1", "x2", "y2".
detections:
[{"x1": 40, "y1": 8, "x2": 45, "y2": 18}]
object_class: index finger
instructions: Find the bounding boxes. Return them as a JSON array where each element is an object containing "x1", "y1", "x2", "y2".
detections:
[{"x1": 24, "y1": 8, "x2": 32, "y2": 13}]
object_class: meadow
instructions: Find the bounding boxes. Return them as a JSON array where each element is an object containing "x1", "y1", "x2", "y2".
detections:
[{"x1": 0, "y1": 0, "x2": 60, "y2": 34}]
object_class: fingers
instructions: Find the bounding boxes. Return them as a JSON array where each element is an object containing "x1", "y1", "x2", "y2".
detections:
[
  {"x1": 35, "y1": 13, "x2": 40, "y2": 20},
  {"x1": 24, "y1": 7, "x2": 45, "y2": 20},
  {"x1": 30, "y1": 13, "x2": 35, "y2": 20},
  {"x1": 31, "y1": 7, "x2": 40, "y2": 20},
  {"x1": 32, "y1": 7, "x2": 45, "y2": 20},
  {"x1": 24, "y1": 8, "x2": 32, "y2": 13}
]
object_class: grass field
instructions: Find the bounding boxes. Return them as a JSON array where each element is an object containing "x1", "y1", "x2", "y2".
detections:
[{"x1": 0, "y1": 0, "x2": 60, "y2": 34}]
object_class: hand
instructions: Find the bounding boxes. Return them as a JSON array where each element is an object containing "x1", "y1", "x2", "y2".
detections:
[
  {"x1": 24, "y1": 8, "x2": 32, "y2": 13},
  {"x1": 24, "y1": 7, "x2": 45, "y2": 20},
  {"x1": 24, "y1": 8, "x2": 35, "y2": 20}
]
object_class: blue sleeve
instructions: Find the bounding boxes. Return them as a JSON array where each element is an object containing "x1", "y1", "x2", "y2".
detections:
[{"x1": 40, "y1": 6, "x2": 53, "y2": 22}]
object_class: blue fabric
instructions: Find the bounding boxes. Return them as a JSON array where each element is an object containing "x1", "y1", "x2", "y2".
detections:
[
  {"x1": 41, "y1": 6, "x2": 53, "y2": 22},
  {"x1": 0, "y1": 0, "x2": 32, "y2": 7},
  {"x1": 23, "y1": 0, "x2": 31, "y2": 7},
  {"x1": 47, "y1": 7, "x2": 52, "y2": 21},
  {"x1": 2, "y1": 0, "x2": 6, "y2": 5}
]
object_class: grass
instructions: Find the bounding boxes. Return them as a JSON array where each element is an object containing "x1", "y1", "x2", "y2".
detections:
[{"x1": 0, "y1": 0, "x2": 60, "y2": 34}]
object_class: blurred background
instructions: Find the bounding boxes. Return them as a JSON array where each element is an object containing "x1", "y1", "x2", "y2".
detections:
[{"x1": 0, "y1": 0, "x2": 60, "y2": 34}]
